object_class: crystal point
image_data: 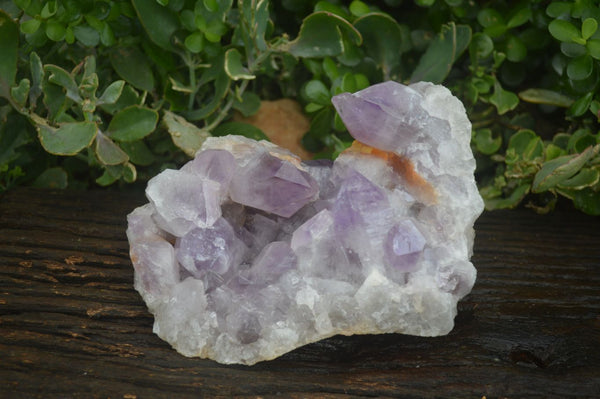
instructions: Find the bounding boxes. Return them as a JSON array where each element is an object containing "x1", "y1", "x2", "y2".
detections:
[
  {"x1": 127, "y1": 81, "x2": 484, "y2": 365},
  {"x1": 229, "y1": 151, "x2": 319, "y2": 217}
]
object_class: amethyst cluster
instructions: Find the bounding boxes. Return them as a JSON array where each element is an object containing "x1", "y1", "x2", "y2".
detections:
[{"x1": 127, "y1": 81, "x2": 484, "y2": 365}]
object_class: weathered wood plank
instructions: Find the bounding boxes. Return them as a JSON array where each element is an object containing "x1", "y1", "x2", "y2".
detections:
[{"x1": 1, "y1": 187, "x2": 599, "y2": 398}]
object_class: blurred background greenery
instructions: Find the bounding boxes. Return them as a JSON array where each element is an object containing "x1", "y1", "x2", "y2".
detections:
[{"x1": 0, "y1": 0, "x2": 599, "y2": 214}]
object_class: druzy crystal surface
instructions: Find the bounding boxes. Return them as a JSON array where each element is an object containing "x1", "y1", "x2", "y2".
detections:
[{"x1": 127, "y1": 81, "x2": 484, "y2": 365}]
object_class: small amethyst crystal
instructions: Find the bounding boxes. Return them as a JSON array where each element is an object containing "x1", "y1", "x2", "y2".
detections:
[{"x1": 127, "y1": 81, "x2": 484, "y2": 365}]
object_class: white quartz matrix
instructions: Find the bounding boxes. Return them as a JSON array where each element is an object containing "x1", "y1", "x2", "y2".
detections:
[{"x1": 127, "y1": 81, "x2": 484, "y2": 365}]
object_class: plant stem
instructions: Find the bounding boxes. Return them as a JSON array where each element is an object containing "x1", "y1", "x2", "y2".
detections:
[
  {"x1": 184, "y1": 51, "x2": 198, "y2": 111},
  {"x1": 206, "y1": 79, "x2": 249, "y2": 131}
]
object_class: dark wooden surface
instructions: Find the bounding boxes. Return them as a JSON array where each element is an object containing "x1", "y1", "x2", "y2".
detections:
[{"x1": 1, "y1": 187, "x2": 599, "y2": 398}]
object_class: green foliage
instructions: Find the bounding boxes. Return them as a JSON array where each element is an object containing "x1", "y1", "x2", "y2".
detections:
[{"x1": 1, "y1": 1, "x2": 600, "y2": 214}]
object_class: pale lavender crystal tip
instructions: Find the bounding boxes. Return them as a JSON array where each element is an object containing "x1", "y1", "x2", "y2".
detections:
[
  {"x1": 331, "y1": 81, "x2": 449, "y2": 152},
  {"x1": 127, "y1": 81, "x2": 484, "y2": 365}
]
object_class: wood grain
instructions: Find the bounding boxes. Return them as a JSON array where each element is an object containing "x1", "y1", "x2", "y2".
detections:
[{"x1": 1, "y1": 187, "x2": 599, "y2": 398}]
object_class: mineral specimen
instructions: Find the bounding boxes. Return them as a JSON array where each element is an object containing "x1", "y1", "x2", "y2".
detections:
[{"x1": 127, "y1": 81, "x2": 484, "y2": 365}]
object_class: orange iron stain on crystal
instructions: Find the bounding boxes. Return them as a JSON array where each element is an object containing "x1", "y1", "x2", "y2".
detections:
[{"x1": 344, "y1": 141, "x2": 438, "y2": 205}]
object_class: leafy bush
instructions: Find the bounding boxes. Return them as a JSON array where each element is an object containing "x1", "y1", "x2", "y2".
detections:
[{"x1": 0, "y1": 0, "x2": 599, "y2": 214}]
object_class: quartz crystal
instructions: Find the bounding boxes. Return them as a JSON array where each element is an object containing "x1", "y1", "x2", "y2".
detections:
[{"x1": 127, "y1": 81, "x2": 484, "y2": 365}]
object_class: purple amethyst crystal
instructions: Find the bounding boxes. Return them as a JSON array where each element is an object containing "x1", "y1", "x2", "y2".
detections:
[
  {"x1": 146, "y1": 169, "x2": 222, "y2": 236},
  {"x1": 182, "y1": 149, "x2": 236, "y2": 189},
  {"x1": 127, "y1": 81, "x2": 484, "y2": 365},
  {"x1": 331, "y1": 81, "x2": 450, "y2": 153},
  {"x1": 229, "y1": 151, "x2": 319, "y2": 217},
  {"x1": 246, "y1": 241, "x2": 297, "y2": 285},
  {"x1": 175, "y1": 218, "x2": 245, "y2": 290},
  {"x1": 384, "y1": 220, "x2": 426, "y2": 272},
  {"x1": 330, "y1": 168, "x2": 390, "y2": 233}
]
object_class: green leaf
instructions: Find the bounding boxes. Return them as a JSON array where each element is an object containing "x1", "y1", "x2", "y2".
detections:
[
  {"x1": 132, "y1": 0, "x2": 180, "y2": 51},
  {"x1": 314, "y1": 1, "x2": 350, "y2": 19},
  {"x1": 484, "y1": 183, "x2": 530, "y2": 210},
  {"x1": 107, "y1": 105, "x2": 158, "y2": 142},
  {"x1": 567, "y1": 92, "x2": 594, "y2": 117},
  {"x1": 561, "y1": 187, "x2": 600, "y2": 215},
  {"x1": 354, "y1": 73, "x2": 369, "y2": 90},
  {"x1": 73, "y1": 25, "x2": 100, "y2": 47},
  {"x1": 95, "y1": 132, "x2": 129, "y2": 165},
  {"x1": 568, "y1": 129, "x2": 596, "y2": 153},
  {"x1": 212, "y1": 121, "x2": 269, "y2": 141},
  {"x1": 95, "y1": 164, "x2": 122, "y2": 186},
  {"x1": 109, "y1": 46, "x2": 155, "y2": 91},
  {"x1": 349, "y1": 0, "x2": 370, "y2": 17},
  {"x1": 590, "y1": 100, "x2": 600, "y2": 118},
  {"x1": 545, "y1": 143, "x2": 567, "y2": 160},
  {"x1": 31, "y1": 167, "x2": 68, "y2": 189},
  {"x1": 233, "y1": 91, "x2": 261, "y2": 117},
  {"x1": 119, "y1": 141, "x2": 156, "y2": 166},
  {"x1": 567, "y1": 54, "x2": 593, "y2": 80},
  {"x1": 532, "y1": 145, "x2": 598, "y2": 192},
  {"x1": 0, "y1": 10, "x2": 18, "y2": 99},
  {"x1": 322, "y1": 57, "x2": 339, "y2": 81},
  {"x1": 586, "y1": 39, "x2": 600, "y2": 60},
  {"x1": 97, "y1": 80, "x2": 125, "y2": 105},
  {"x1": 44, "y1": 64, "x2": 81, "y2": 102},
  {"x1": 484, "y1": 24, "x2": 507, "y2": 38},
  {"x1": 11, "y1": 78, "x2": 30, "y2": 108},
  {"x1": 560, "y1": 42, "x2": 586, "y2": 58},
  {"x1": 284, "y1": 11, "x2": 362, "y2": 58},
  {"x1": 489, "y1": 80, "x2": 519, "y2": 115},
  {"x1": 477, "y1": 8, "x2": 504, "y2": 28},
  {"x1": 340, "y1": 73, "x2": 357, "y2": 93},
  {"x1": 582, "y1": 18, "x2": 598, "y2": 40},
  {"x1": 354, "y1": 13, "x2": 410, "y2": 79},
  {"x1": 505, "y1": 35, "x2": 527, "y2": 62},
  {"x1": 20, "y1": 18, "x2": 41, "y2": 35},
  {"x1": 557, "y1": 168, "x2": 599, "y2": 189},
  {"x1": 162, "y1": 110, "x2": 210, "y2": 156},
  {"x1": 224, "y1": 48, "x2": 255, "y2": 80},
  {"x1": 469, "y1": 32, "x2": 494, "y2": 63},
  {"x1": 102, "y1": 23, "x2": 119, "y2": 45},
  {"x1": 493, "y1": 51, "x2": 506, "y2": 68},
  {"x1": 40, "y1": 1, "x2": 57, "y2": 18},
  {"x1": 518, "y1": 88, "x2": 574, "y2": 107},
  {"x1": 45, "y1": 20, "x2": 65, "y2": 41},
  {"x1": 546, "y1": 2, "x2": 572, "y2": 18},
  {"x1": 337, "y1": 35, "x2": 362, "y2": 66},
  {"x1": 99, "y1": 85, "x2": 140, "y2": 115},
  {"x1": 37, "y1": 121, "x2": 98, "y2": 155},
  {"x1": 41, "y1": 76, "x2": 65, "y2": 121},
  {"x1": 122, "y1": 162, "x2": 137, "y2": 183},
  {"x1": 305, "y1": 103, "x2": 324, "y2": 113},
  {"x1": 304, "y1": 79, "x2": 330, "y2": 105},
  {"x1": 549, "y1": 19, "x2": 582, "y2": 43},
  {"x1": 410, "y1": 22, "x2": 471, "y2": 84},
  {"x1": 507, "y1": 8, "x2": 531, "y2": 29},
  {"x1": 0, "y1": 113, "x2": 32, "y2": 165},
  {"x1": 184, "y1": 31, "x2": 204, "y2": 53},
  {"x1": 507, "y1": 129, "x2": 543, "y2": 162},
  {"x1": 474, "y1": 128, "x2": 502, "y2": 155},
  {"x1": 553, "y1": 133, "x2": 571, "y2": 149},
  {"x1": 83, "y1": 56, "x2": 96, "y2": 80}
]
